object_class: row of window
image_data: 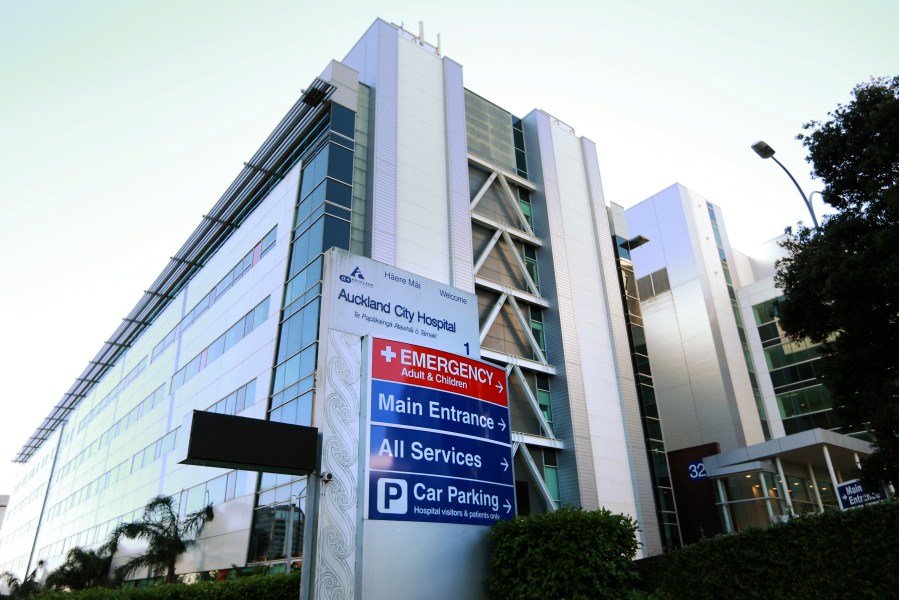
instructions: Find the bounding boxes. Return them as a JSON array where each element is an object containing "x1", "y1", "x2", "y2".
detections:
[
  {"x1": 153, "y1": 228, "x2": 277, "y2": 362},
  {"x1": 1, "y1": 482, "x2": 45, "y2": 521},
  {"x1": 180, "y1": 470, "x2": 248, "y2": 516},
  {"x1": 76, "y1": 357, "x2": 148, "y2": 435},
  {"x1": 636, "y1": 268, "x2": 671, "y2": 301},
  {"x1": 46, "y1": 428, "x2": 179, "y2": 521},
  {"x1": 206, "y1": 380, "x2": 257, "y2": 416},
  {"x1": 57, "y1": 386, "x2": 167, "y2": 483},
  {"x1": 708, "y1": 203, "x2": 768, "y2": 437},
  {"x1": 11, "y1": 452, "x2": 52, "y2": 493},
  {"x1": 171, "y1": 297, "x2": 271, "y2": 393},
  {"x1": 0, "y1": 554, "x2": 29, "y2": 578},
  {"x1": 250, "y1": 102, "x2": 354, "y2": 558},
  {"x1": 36, "y1": 470, "x2": 248, "y2": 564},
  {"x1": 0, "y1": 516, "x2": 37, "y2": 549},
  {"x1": 777, "y1": 385, "x2": 832, "y2": 418}
]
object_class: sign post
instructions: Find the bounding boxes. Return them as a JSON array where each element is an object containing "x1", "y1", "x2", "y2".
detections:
[{"x1": 366, "y1": 337, "x2": 515, "y2": 526}]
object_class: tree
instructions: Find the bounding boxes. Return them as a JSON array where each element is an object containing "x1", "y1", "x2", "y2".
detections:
[
  {"x1": 106, "y1": 495, "x2": 214, "y2": 584},
  {"x1": 775, "y1": 76, "x2": 899, "y2": 486},
  {"x1": 44, "y1": 546, "x2": 113, "y2": 591},
  {"x1": 0, "y1": 561, "x2": 43, "y2": 599}
]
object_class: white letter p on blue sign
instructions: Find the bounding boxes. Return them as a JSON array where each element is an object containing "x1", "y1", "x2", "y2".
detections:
[{"x1": 377, "y1": 478, "x2": 408, "y2": 514}]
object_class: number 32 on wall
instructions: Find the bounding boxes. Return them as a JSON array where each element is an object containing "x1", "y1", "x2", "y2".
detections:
[{"x1": 688, "y1": 461, "x2": 708, "y2": 480}]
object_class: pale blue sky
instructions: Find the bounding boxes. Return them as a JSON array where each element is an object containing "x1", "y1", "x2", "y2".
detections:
[{"x1": 1, "y1": 0, "x2": 896, "y2": 491}]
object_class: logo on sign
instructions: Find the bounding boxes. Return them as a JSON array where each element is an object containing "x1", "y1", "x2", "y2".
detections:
[
  {"x1": 377, "y1": 478, "x2": 408, "y2": 514},
  {"x1": 340, "y1": 266, "x2": 373, "y2": 287}
]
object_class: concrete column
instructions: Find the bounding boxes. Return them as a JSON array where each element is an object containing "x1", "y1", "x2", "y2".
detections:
[
  {"x1": 715, "y1": 479, "x2": 734, "y2": 533},
  {"x1": 822, "y1": 445, "x2": 840, "y2": 489},
  {"x1": 775, "y1": 457, "x2": 794, "y2": 514},
  {"x1": 759, "y1": 472, "x2": 776, "y2": 521},
  {"x1": 807, "y1": 463, "x2": 824, "y2": 512}
]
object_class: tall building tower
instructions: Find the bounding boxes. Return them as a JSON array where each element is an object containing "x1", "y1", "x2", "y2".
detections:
[
  {"x1": 1, "y1": 19, "x2": 664, "y2": 598},
  {"x1": 625, "y1": 184, "x2": 872, "y2": 541},
  {"x1": 624, "y1": 183, "x2": 768, "y2": 453}
]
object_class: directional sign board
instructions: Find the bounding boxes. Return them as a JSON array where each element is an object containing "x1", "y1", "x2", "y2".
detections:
[
  {"x1": 836, "y1": 478, "x2": 887, "y2": 511},
  {"x1": 367, "y1": 337, "x2": 515, "y2": 526}
]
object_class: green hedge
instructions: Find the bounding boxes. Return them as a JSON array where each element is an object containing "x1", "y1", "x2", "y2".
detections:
[
  {"x1": 36, "y1": 572, "x2": 300, "y2": 600},
  {"x1": 488, "y1": 507, "x2": 640, "y2": 600},
  {"x1": 640, "y1": 501, "x2": 899, "y2": 599}
]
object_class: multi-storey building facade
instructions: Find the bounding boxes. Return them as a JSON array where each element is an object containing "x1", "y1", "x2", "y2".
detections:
[
  {"x1": 624, "y1": 184, "x2": 872, "y2": 540},
  {"x1": 1, "y1": 20, "x2": 672, "y2": 595}
]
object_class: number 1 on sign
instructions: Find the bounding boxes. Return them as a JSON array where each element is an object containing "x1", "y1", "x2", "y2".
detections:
[{"x1": 464, "y1": 342, "x2": 470, "y2": 355}]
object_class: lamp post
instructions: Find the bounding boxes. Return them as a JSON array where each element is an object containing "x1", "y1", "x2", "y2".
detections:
[{"x1": 751, "y1": 140, "x2": 819, "y2": 229}]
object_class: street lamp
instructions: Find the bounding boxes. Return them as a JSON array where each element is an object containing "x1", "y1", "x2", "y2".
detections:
[{"x1": 751, "y1": 140, "x2": 819, "y2": 229}]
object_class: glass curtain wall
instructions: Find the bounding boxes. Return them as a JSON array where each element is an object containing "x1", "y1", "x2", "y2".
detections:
[
  {"x1": 247, "y1": 98, "x2": 360, "y2": 564},
  {"x1": 614, "y1": 237, "x2": 682, "y2": 549},
  {"x1": 707, "y1": 203, "x2": 770, "y2": 439},
  {"x1": 752, "y1": 300, "x2": 867, "y2": 437}
]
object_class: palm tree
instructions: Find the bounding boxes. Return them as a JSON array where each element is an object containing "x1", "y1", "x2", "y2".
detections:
[
  {"x1": 0, "y1": 561, "x2": 43, "y2": 598},
  {"x1": 107, "y1": 495, "x2": 214, "y2": 584},
  {"x1": 44, "y1": 546, "x2": 113, "y2": 590}
]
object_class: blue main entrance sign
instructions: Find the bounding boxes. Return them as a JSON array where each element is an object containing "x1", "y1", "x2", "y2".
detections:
[
  {"x1": 836, "y1": 478, "x2": 887, "y2": 511},
  {"x1": 367, "y1": 338, "x2": 515, "y2": 526}
]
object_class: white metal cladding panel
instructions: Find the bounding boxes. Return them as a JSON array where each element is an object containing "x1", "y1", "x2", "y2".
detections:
[
  {"x1": 683, "y1": 195, "x2": 765, "y2": 447},
  {"x1": 640, "y1": 292, "x2": 707, "y2": 451},
  {"x1": 623, "y1": 186, "x2": 679, "y2": 277},
  {"x1": 581, "y1": 138, "x2": 658, "y2": 553},
  {"x1": 394, "y1": 37, "x2": 450, "y2": 283},
  {"x1": 642, "y1": 279, "x2": 744, "y2": 452},
  {"x1": 443, "y1": 57, "x2": 475, "y2": 293},
  {"x1": 533, "y1": 111, "x2": 599, "y2": 509},
  {"x1": 521, "y1": 111, "x2": 579, "y2": 506},
  {"x1": 344, "y1": 20, "x2": 399, "y2": 265},
  {"x1": 177, "y1": 168, "x2": 298, "y2": 362},
  {"x1": 550, "y1": 126, "x2": 637, "y2": 517}
]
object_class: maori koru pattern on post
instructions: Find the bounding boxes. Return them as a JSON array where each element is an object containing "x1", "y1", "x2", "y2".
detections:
[{"x1": 316, "y1": 331, "x2": 361, "y2": 600}]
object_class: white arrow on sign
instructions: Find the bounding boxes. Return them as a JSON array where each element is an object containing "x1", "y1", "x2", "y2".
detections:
[
  {"x1": 500, "y1": 457, "x2": 509, "y2": 471},
  {"x1": 498, "y1": 418, "x2": 506, "y2": 431},
  {"x1": 504, "y1": 499, "x2": 512, "y2": 513},
  {"x1": 496, "y1": 380, "x2": 504, "y2": 393}
]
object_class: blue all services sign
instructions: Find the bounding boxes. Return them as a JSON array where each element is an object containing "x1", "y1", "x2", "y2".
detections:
[{"x1": 366, "y1": 338, "x2": 515, "y2": 526}]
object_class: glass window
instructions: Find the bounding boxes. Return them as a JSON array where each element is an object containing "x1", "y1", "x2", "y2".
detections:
[
  {"x1": 330, "y1": 104, "x2": 356, "y2": 139},
  {"x1": 537, "y1": 389, "x2": 552, "y2": 425},
  {"x1": 207, "y1": 335, "x2": 226, "y2": 364},
  {"x1": 326, "y1": 179, "x2": 352, "y2": 208},
  {"x1": 323, "y1": 217, "x2": 350, "y2": 251}
]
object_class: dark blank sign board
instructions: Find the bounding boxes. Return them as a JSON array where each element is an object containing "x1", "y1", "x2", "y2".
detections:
[{"x1": 179, "y1": 410, "x2": 318, "y2": 475}]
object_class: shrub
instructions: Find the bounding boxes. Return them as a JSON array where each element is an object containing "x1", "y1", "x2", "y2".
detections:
[
  {"x1": 488, "y1": 506, "x2": 640, "y2": 600},
  {"x1": 639, "y1": 501, "x2": 899, "y2": 599},
  {"x1": 36, "y1": 571, "x2": 300, "y2": 600}
]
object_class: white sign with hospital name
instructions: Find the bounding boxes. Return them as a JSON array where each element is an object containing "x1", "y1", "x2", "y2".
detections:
[{"x1": 323, "y1": 249, "x2": 479, "y2": 357}]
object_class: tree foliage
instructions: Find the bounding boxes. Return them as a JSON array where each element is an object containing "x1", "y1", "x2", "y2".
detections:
[
  {"x1": 44, "y1": 547, "x2": 114, "y2": 591},
  {"x1": 775, "y1": 76, "x2": 899, "y2": 485},
  {"x1": 0, "y1": 561, "x2": 43, "y2": 599},
  {"x1": 106, "y1": 495, "x2": 214, "y2": 584}
]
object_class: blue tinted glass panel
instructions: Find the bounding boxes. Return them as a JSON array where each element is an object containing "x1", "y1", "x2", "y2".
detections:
[
  {"x1": 331, "y1": 104, "x2": 356, "y2": 138},
  {"x1": 326, "y1": 179, "x2": 352, "y2": 208},
  {"x1": 323, "y1": 217, "x2": 350, "y2": 251},
  {"x1": 327, "y1": 144, "x2": 353, "y2": 184}
]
